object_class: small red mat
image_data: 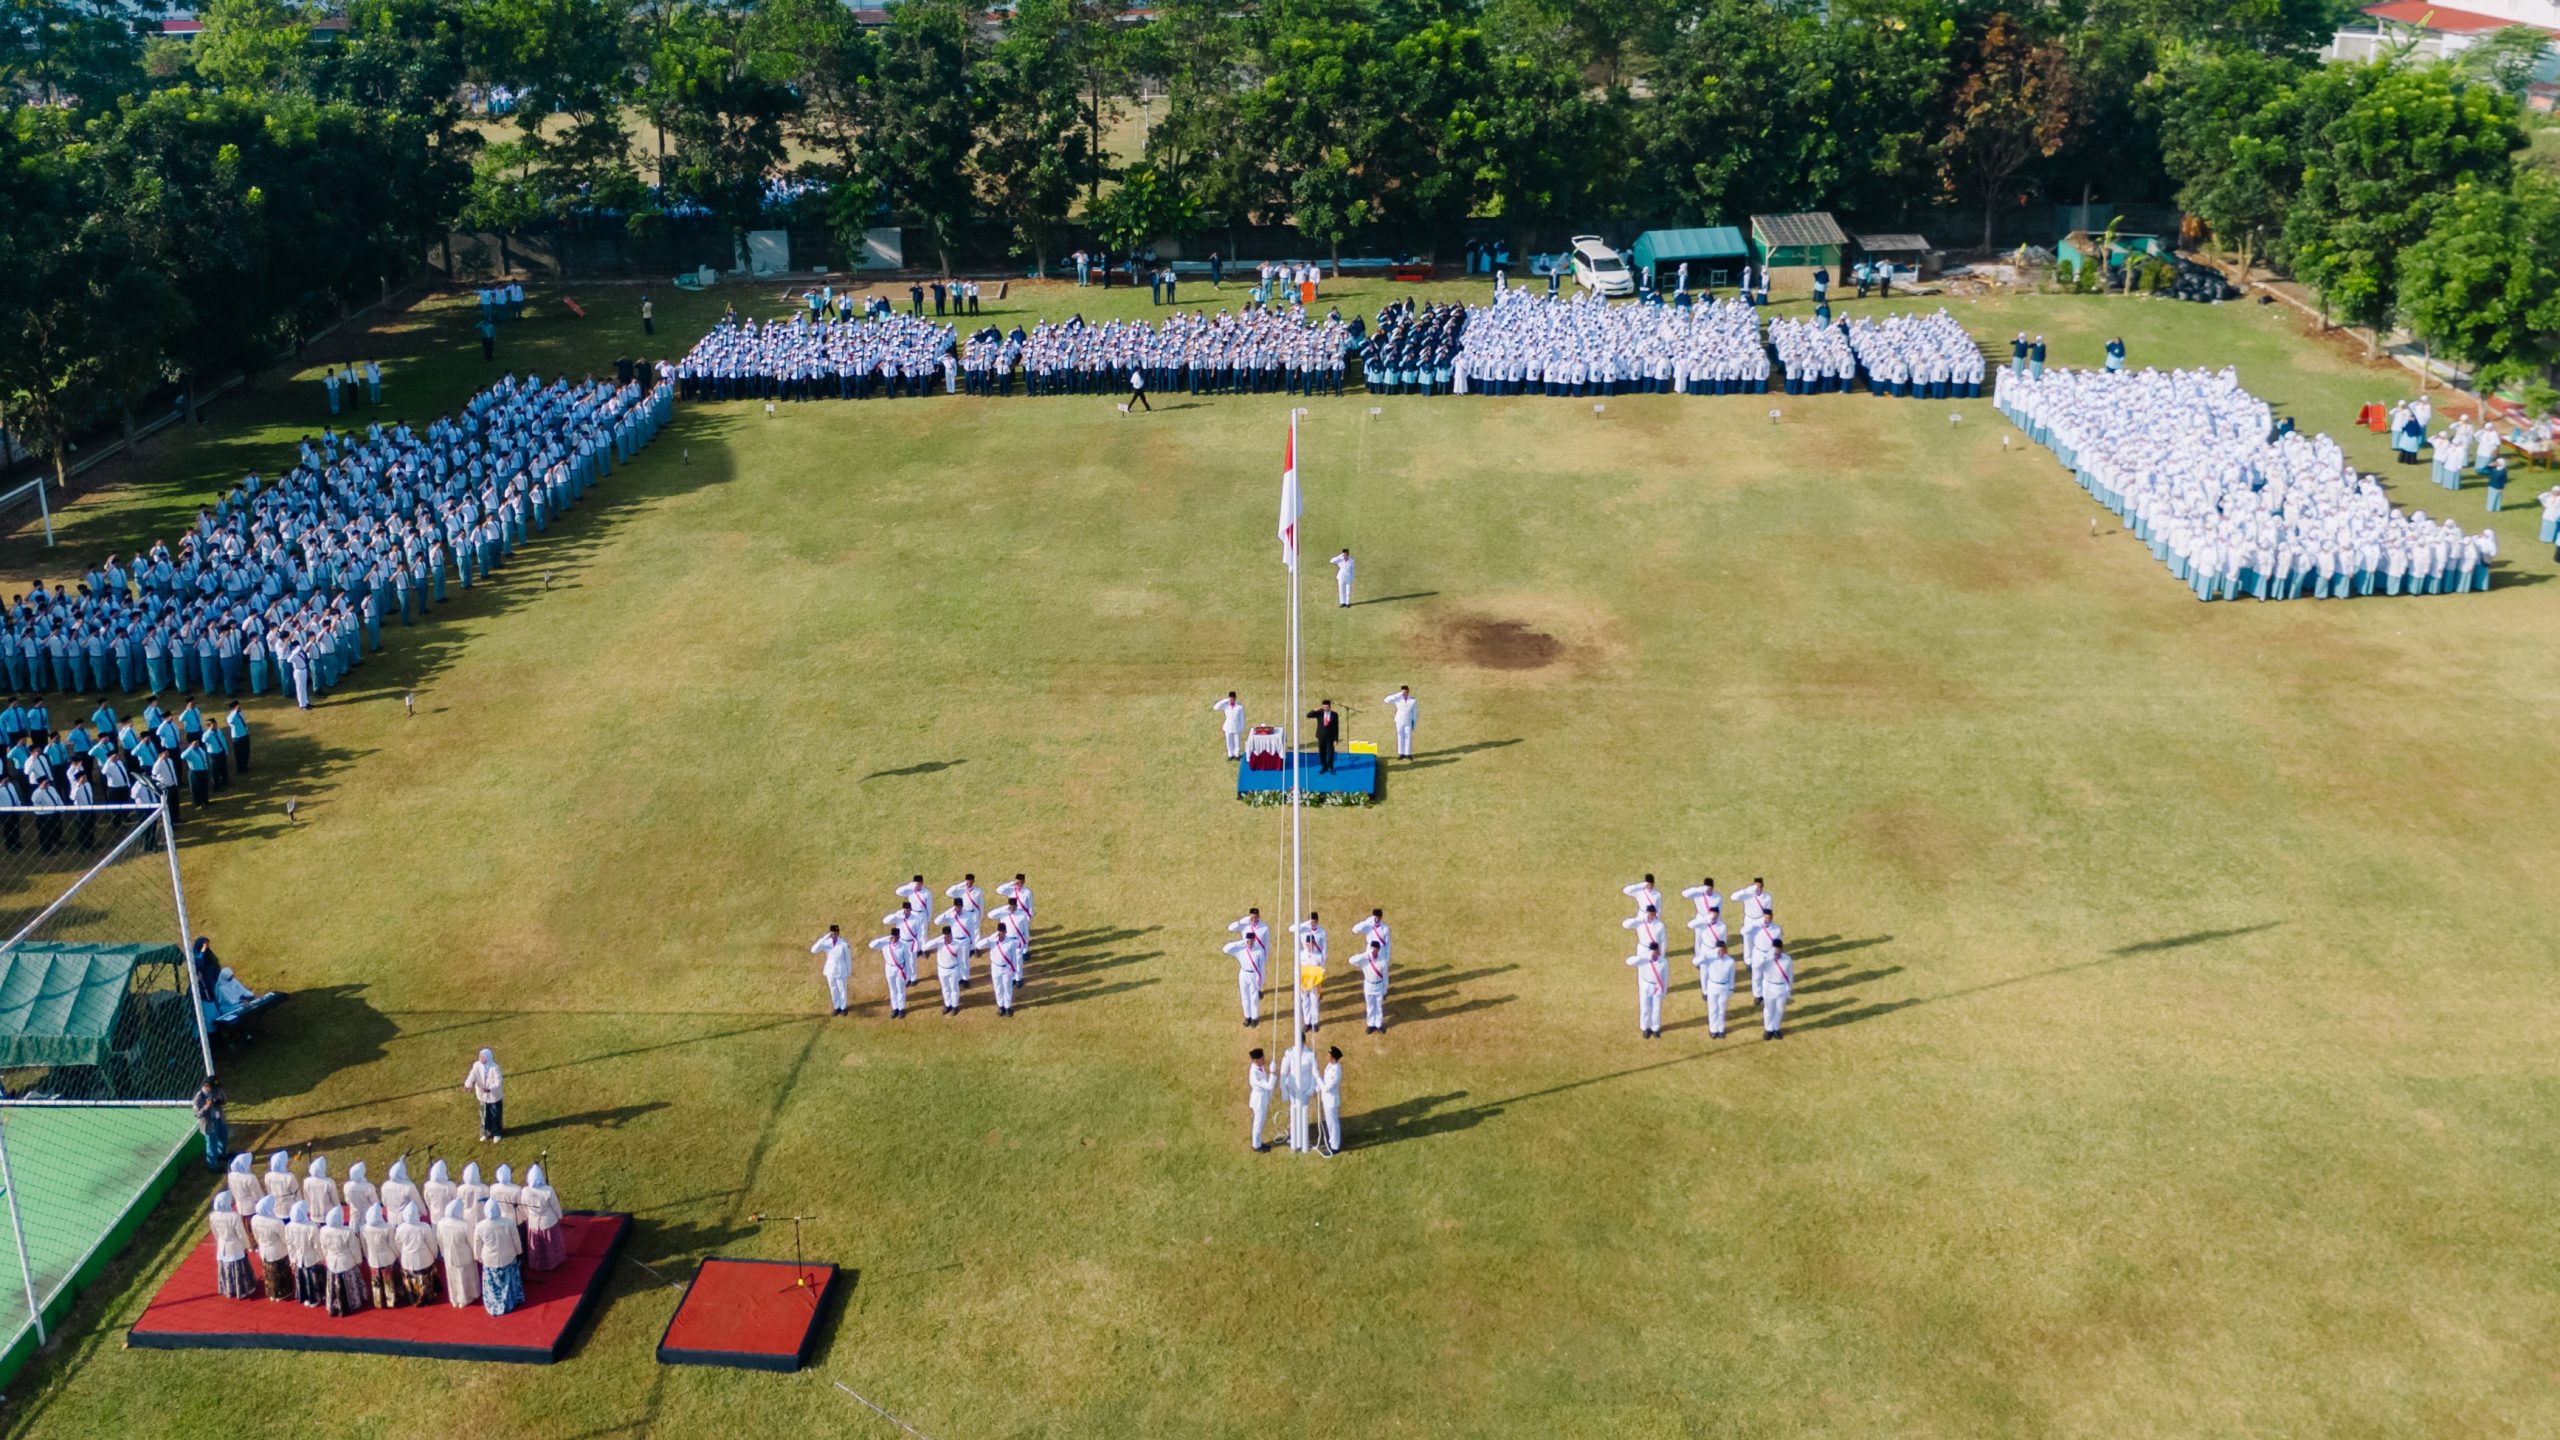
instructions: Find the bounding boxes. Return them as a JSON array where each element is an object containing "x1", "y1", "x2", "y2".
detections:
[
  {"x1": 128, "y1": 1212, "x2": 630, "y2": 1363},
  {"x1": 656, "y1": 1258, "x2": 837, "y2": 1372}
]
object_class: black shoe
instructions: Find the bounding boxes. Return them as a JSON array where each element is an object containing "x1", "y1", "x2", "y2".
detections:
[{"x1": 1252, "y1": 1144, "x2": 1270, "y2": 1152}]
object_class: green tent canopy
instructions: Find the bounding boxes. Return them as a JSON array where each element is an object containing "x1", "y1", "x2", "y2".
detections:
[
  {"x1": 1629, "y1": 227, "x2": 1750, "y2": 280},
  {"x1": 0, "y1": 945, "x2": 180, "y2": 1070}
]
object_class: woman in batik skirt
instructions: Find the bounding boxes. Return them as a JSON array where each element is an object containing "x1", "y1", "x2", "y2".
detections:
[
  {"x1": 319, "y1": 1207, "x2": 369, "y2": 1316},
  {"x1": 208, "y1": 1194, "x2": 259, "y2": 1299},
  {"x1": 360, "y1": 1204, "x2": 400, "y2": 1308},
  {"x1": 284, "y1": 1201, "x2": 325, "y2": 1306},
  {"x1": 520, "y1": 1164, "x2": 566, "y2": 1272},
  {"x1": 474, "y1": 1198, "x2": 525, "y2": 1317},
  {"x1": 249, "y1": 1197, "x2": 292, "y2": 1299},
  {"x1": 394, "y1": 1203, "x2": 443, "y2": 1306}
]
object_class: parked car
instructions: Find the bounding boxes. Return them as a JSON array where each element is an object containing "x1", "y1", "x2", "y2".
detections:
[{"x1": 1569, "y1": 236, "x2": 1634, "y2": 297}]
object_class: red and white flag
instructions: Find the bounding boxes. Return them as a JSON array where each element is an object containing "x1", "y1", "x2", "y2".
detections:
[{"x1": 1278, "y1": 422, "x2": 1300, "y2": 571}]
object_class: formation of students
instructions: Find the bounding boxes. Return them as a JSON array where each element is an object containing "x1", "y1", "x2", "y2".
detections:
[
  {"x1": 1619, "y1": 875, "x2": 1792, "y2": 1041},
  {"x1": 211, "y1": 1152, "x2": 566, "y2": 1319},
  {"x1": 1839, "y1": 310, "x2": 1988, "y2": 397},
  {"x1": 6, "y1": 373, "x2": 669, "y2": 717},
  {"x1": 0, "y1": 693, "x2": 249, "y2": 841},
  {"x1": 818, "y1": 873, "x2": 1038, "y2": 1019},
  {"x1": 2001, "y1": 364, "x2": 2500, "y2": 599},
  {"x1": 1451, "y1": 288, "x2": 1771, "y2": 395},
  {"x1": 674, "y1": 313, "x2": 957, "y2": 400},
  {"x1": 965, "y1": 309, "x2": 1353, "y2": 397},
  {"x1": 1228, "y1": 905, "x2": 1384, "y2": 1156}
]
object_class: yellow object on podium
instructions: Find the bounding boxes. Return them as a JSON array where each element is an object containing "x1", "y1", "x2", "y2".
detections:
[{"x1": 1346, "y1": 741, "x2": 1380, "y2": 756}]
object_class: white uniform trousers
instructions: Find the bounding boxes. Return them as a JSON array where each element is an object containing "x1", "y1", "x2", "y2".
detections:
[
  {"x1": 1636, "y1": 981, "x2": 1663, "y2": 1034},
  {"x1": 1705, "y1": 984, "x2": 1732, "y2": 1034},
  {"x1": 1287, "y1": 1097, "x2": 1311, "y2": 1151},
  {"x1": 992, "y1": 965, "x2": 1017, "y2": 1011},
  {"x1": 1363, "y1": 984, "x2": 1386, "y2": 1030},
  {"x1": 1296, "y1": 987, "x2": 1320, "y2": 1031},
  {"x1": 1762, "y1": 984, "x2": 1789, "y2": 1033},
  {"x1": 1336, "y1": 575, "x2": 1353, "y2": 606},
  {"x1": 938, "y1": 969, "x2": 962, "y2": 1011},
  {"x1": 1249, "y1": 1093, "x2": 1270, "y2": 1148},
  {"x1": 883, "y1": 965, "x2": 909, "y2": 1014},
  {"x1": 824, "y1": 972, "x2": 849, "y2": 1012},
  {"x1": 1394, "y1": 723, "x2": 1414, "y2": 758},
  {"x1": 1238, "y1": 970, "x2": 1261, "y2": 1023},
  {"x1": 1224, "y1": 729, "x2": 1243, "y2": 759},
  {"x1": 1320, "y1": 1096, "x2": 1342, "y2": 1153},
  {"x1": 1747, "y1": 954, "x2": 1766, "y2": 999}
]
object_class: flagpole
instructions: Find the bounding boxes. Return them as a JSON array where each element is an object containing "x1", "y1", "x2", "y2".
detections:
[{"x1": 1287, "y1": 411, "x2": 1303, "y2": 1037}]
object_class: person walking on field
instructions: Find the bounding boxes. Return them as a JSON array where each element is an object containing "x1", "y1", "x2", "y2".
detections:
[
  {"x1": 1126, "y1": 364, "x2": 1151, "y2": 413},
  {"x1": 463, "y1": 1047, "x2": 505, "y2": 1142}
]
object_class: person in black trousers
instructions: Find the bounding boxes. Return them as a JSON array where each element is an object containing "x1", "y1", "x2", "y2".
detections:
[{"x1": 1306, "y1": 701, "x2": 1341, "y2": 774}]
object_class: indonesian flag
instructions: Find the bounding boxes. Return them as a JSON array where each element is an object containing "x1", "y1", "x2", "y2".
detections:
[{"x1": 1278, "y1": 423, "x2": 1300, "y2": 571}]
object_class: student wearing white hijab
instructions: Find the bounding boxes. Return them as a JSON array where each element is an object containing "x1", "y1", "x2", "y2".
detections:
[
  {"x1": 284, "y1": 1200, "x2": 324, "y2": 1307},
  {"x1": 488, "y1": 1163, "x2": 523, "y2": 1237},
  {"x1": 379, "y1": 1158, "x2": 422, "y2": 1218},
  {"x1": 249, "y1": 1196, "x2": 292, "y2": 1300},
  {"x1": 393, "y1": 1203, "x2": 442, "y2": 1306},
  {"x1": 475, "y1": 1198, "x2": 525, "y2": 1316},
  {"x1": 261, "y1": 1150, "x2": 298, "y2": 1204},
  {"x1": 520, "y1": 1164, "x2": 566, "y2": 1272},
  {"x1": 319, "y1": 1206, "x2": 369, "y2": 1316},
  {"x1": 341, "y1": 1161, "x2": 378, "y2": 1219},
  {"x1": 435, "y1": 1199, "x2": 481, "y2": 1307},
  {"x1": 456, "y1": 1161, "x2": 490, "y2": 1215},
  {"x1": 464, "y1": 1047, "x2": 505, "y2": 1141},
  {"x1": 301, "y1": 1155, "x2": 338, "y2": 1216},
  {"x1": 209, "y1": 1193, "x2": 258, "y2": 1299},
  {"x1": 360, "y1": 1203, "x2": 399, "y2": 1308},
  {"x1": 224, "y1": 1152, "x2": 263, "y2": 1215},
  {"x1": 422, "y1": 1159, "x2": 457, "y2": 1216}
]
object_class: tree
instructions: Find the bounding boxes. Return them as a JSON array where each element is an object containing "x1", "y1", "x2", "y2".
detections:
[
  {"x1": 2153, "y1": 48, "x2": 2308, "y2": 278},
  {"x1": 1474, "y1": 38, "x2": 1605, "y2": 254},
  {"x1": 1086, "y1": 160, "x2": 1197, "y2": 254},
  {"x1": 2456, "y1": 25, "x2": 2549, "y2": 99},
  {"x1": 640, "y1": 2, "x2": 800, "y2": 238},
  {"x1": 2286, "y1": 61, "x2": 2520, "y2": 337},
  {"x1": 976, "y1": 0, "x2": 1090, "y2": 273},
  {"x1": 0, "y1": 0, "x2": 149, "y2": 107},
  {"x1": 2399, "y1": 171, "x2": 2560, "y2": 389},
  {"x1": 1372, "y1": 13, "x2": 1490, "y2": 251},
  {"x1": 1937, "y1": 13, "x2": 2077, "y2": 251},
  {"x1": 1242, "y1": 0, "x2": 1394, "y2": 267},
  {"x1": 471, "y1": 0, "x2": 634, "y2": 205},
  {"x1": 193, "y1": 0, "x2": 313, "y2": 90},
  {"x1": 1130, "y1": 0, "x2": 1262, "y2": 236},
  {"x1": 862, "y1": 0, "x2": 979, "y2": 274}
]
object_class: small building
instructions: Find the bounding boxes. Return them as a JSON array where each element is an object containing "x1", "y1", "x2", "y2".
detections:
[
  {"x1": 1853, "y1": 232, "x2": 1936, "y2": 278},
  {"x1": 1748, "y1": 213, "x2": 1847, "y2": 272},
  {"x1": 2328, "y1": 0, "x2": 2560, "y2": 65},
  {"x1": 1628, "y1": 226, "x2": 1751, "y2": 288}
]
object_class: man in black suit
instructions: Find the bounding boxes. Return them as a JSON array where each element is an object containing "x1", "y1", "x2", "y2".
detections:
[{"x1": 1306, "y1": 701, "x2": 1341, "y2": 774}]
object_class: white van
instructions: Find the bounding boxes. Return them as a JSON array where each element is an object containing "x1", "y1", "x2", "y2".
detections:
[{"x1": 1570, "y1": 236, "x2": 1634, "y2": 297}]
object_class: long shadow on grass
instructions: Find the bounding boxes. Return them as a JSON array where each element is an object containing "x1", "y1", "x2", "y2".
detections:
[
  {"x1": 2108, "y1": 922, "x2": 2280, "y2": 955},
  {"x1": 1020, "y1": 975, "x2": 1159, "y2": 1010},
  {"x1": 1383, "y1": 963, "x2": 1519, "y2": 1028},
  {"x1": 1393, "y1": 737, "x2": 1524, "y2": 772}
]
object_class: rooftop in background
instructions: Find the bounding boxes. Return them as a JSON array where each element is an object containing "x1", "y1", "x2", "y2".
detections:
[
  {"x1": 2359, "y1": 0, "x2": 2560, "y2": 33},
  {"x1": 1855, "y1": 233, "x2": 1932, "y2": 254},
  {"x1": 1750, "y1": 213, "x2": 1849, "y2": 250}
]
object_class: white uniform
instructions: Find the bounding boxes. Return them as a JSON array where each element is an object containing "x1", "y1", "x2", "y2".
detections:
[
  {"x1": 1229, "y1": 912, "x2": 1271, "y2": 949},
  {"x1": 1622, "y1": 880, "x2": 1660, "y2": 916},
  {"x1": 1223, "y1": 936, "x2": 1266, "y2": 1024},
  {"x1": 995, "y1": 879, "x2": 1034, "y2": 945},
  {"x1": 1278, "y1": 1042, "x2": 1320, "y2": 1151},
  {"x1": 1690, "y1": 917, "x2": 1734, "y2": 1034},
  {"x1": 1332, "y1": 551, "x2": 1355, "y2": 606},
  {"x1": 1380, "y1": 690, "x2": 1418, "y2": 758},
  {"x1": 1352, "y1": 938, "x2": 1390, "y2": 1031},
  {"x1": 1622, "y1": 912, "x2": 1666, "y2": 956},
  {"x1": 975, "y1": 930, "x2": 1025, "y2": 1011},
  {"x1": 1317, "y1": 1059, "x2": 1343, "y2": 1154},
  {"x1": 896, "y1": 879, "x2": 933, "y2": 920},
  {"x1": 945, "y1": 880, "x2": 984, "y2": 930},
  {"x1": 1213, "y1": 696, "x2": 1248, "y2": 758},
  {"x1": 934, "y1": 905, "x2": 977, "y2": 981},
  {"x1": 1626, "y1": 948, "x2": 1668, "y2": 1034},
  {"x1": 1761, "y1": 947, "x2": 1793, "y2": 1034},
  {"x1": 923, "y1": 934, "x2": 968, "y2": 1011},
  {"x1": 1247, "y1": 1058, "x2": 1275, "y2": 1149},
  {"x1": 868, "y1": 933, "x2": 913, "y2": 1014},
  {"x1": 1680, "y1": 884, "x2": 1721, "y2": 924},
  {"x1": 811, "y1": 931, "x2": 853, "y2": 1013}
]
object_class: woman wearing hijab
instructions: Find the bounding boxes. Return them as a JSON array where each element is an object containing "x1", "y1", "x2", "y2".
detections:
[
  {"x1": 209, "y1": 1194, "x2": 258, "y2": 1299},
  {"x1": 283, "y1": 1200, "x2": 324, "y2": 1307},
  {"x1": 434, "y1": 1199, "x2": 481, "y2": 1308},
  {"x1": 422, "y1": 1159, "x2": 457, "y2": 1217},
  {"x1": 318, "y1": 1207, "x2": 369, "y2": 1316},
  {"x1": 393, "y1": 1203, "x2": 443, "y2": 1306},
  {"x1": 456, "y1": 1161, "x2": 490, "y2": 1216},
  {"x1": 249, "y1": 1196, "x2": 292, "y2": 1300},
  {"x1": 261, "y1": 1151, "x2": 298, "y2": 1205},
  {"x1": 463, "y1": 1047, "x2": 504, "y2": 1141},
  {"x1": 359, "y1": 1203, "x2": 399, "y2": 1308},
  {"x1": 474, "y1": 1198, "x2": 524, "y2": 1317},
  {"x1": 224, "y1": 1153, "x2": 263, "y2": 1215},
  {"x1": 379, "y1": 1158, "x2": 422, "y2": 1218},
  {"x1": 488, "y1": 1163, "x2": 522, "y2": 1240},
  {"x1": 519, "y1": 1165, "x2": 565, "y2": 1272},
  {"x1": 301, "y1": 1155, "x2": 338, "y2": 1215},
  {"x1": 341, "y1": 1160, "x2": 379, "y2": 1218}
]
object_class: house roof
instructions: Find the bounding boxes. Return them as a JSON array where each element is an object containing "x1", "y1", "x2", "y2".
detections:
[
  {"x1": 1750, "y1": 213, "x2": 1848, "y2": 249},
  {"x1": 1630, "y1": 227, "x2": 1750, "y2": 260},
  {"x1": 1854, "y1": 233, "x2": 1931, "y2": 252},
  {"x1": 2361, "y1": 1, "x2": 2560, "y2": 35}
]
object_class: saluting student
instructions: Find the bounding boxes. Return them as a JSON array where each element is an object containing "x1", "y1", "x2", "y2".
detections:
[
  {"x1": 869, "y1": 927, "x2": 914, "y2": 1018},
  {"x1": 1625, "y1": 940, "x2": 1668, "y2": 1040},
  {"x1": 1380, "y1": 686, "x2": 1418, "y2": 758},
  {"x1": 811, "y1": 924, "x2": 854, "y2": 1015},
  {"x1": 1690, "y1": 913, "x2": 1734, "y2": 1038},
  {"x1": 1223, "y1": 930, "x2": 1267, "y2": 1027},
  {"x1": 1331, "y1": 548, "x2": 1355, "y2": 607},
  {"x1": 1213, "y1": 691, "x2": 1248, "y2": 759},
  {"x1": 924, "y1": 925, "x2": 968, "y2": 1014},
  {"x1": 1761, "y1": 943, "x2": 1793, "y2": 1039}
]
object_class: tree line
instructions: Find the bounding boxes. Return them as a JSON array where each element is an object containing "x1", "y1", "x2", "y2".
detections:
[{"x1": 2, "y1": 0, "x2": 2554, "y2": 478}]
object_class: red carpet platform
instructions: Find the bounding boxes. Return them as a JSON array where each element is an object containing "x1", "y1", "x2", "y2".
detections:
[
  {"x1": 657, "y1": 1258, "x2": 837, "y2": 1372},
  {"x1": 127, "y1": 1212, "x2": 630, "y2": 1363}
]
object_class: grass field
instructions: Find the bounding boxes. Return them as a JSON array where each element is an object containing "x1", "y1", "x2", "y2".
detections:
[{"x1": 2, "y1": 277, "x2": 2556, "y2": 1438}]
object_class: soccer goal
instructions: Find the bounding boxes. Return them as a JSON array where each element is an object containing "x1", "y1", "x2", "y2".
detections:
[{"x1": 0, "y1": 477, "x2": 53, "y2": 548}]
